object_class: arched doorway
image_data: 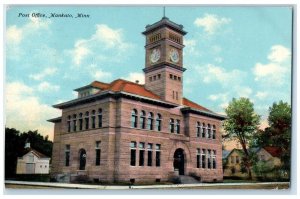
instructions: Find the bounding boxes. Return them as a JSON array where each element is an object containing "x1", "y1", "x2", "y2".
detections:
[
  {"x1": 173, "y1": 148, "x2": 185, "y2": 175},
  {"x1": 79, "y1": 149, "x2": 87, "y2": 170}
]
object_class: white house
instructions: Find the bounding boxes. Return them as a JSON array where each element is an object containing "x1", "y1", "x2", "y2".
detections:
[{"x1": 16, "y1": 144, "x2": 51, "y2": 174}]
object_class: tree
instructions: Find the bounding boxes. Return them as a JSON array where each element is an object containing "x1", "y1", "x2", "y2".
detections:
[
  {"x1": 268, "y1": 101, "x2": 291, "y2": 173},
  {"x1": 223, "y1": 98, "x2": 260, "y2": 179}
]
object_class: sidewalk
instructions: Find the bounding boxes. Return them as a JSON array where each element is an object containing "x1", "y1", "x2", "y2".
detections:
[{"x1": 5, "y1": 180, "x2": 290, "y2": 190}]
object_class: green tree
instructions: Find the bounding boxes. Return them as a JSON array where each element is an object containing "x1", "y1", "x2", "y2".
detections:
[
  {"x1": 268, "y1": 101, "x2": 291, "y2": 173},
  {"x1": 223, "y1": 98, "x2": 260, "y2": 179}
]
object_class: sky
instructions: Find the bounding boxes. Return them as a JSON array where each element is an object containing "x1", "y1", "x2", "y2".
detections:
[{"x1": 5, "y1": 6, "x2": 292, "y2": 140}]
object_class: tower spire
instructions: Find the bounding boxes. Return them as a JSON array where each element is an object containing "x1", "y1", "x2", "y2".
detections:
[{"x1": 163, "y1": 6, "x2": 166, "y2": 18}]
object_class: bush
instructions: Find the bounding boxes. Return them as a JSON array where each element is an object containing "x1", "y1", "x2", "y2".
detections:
[{"x1": 13, "y1": 174, "x2": 50, "y2": 182}]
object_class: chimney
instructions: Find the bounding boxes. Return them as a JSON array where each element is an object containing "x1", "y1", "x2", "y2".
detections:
[{"x1": 135, "y1": 80, "x2": 139, "y2": 84}]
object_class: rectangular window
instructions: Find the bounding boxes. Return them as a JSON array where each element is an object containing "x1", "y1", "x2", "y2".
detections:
[
  {"x1": 158, "y1": 74, "x2": 161, "y2": 79},
  {"x1": 65, "y1": 145, "x2": 70, "y2": 167},
  {"x1": 79, "y1": 119, "x2": 83, "y2": 131},
  {"x1": 147, "y1": 143, "x2": 153, "y2": 166},
  {"x1": 176, "y1": 120, "x2": 180, "y2": 134},
  {"x1": 172, "y1": 91, "x2": 175, "y2": 99},
  {"x1": 178, "y1": 77, "x2": 181, "y2": 81},
  {"x1": 85, "y1": 118, "x2": 89, "y2": 130},
  {"x1": 156, "y1": 144, "x2": 161, "y2": 167},
  {"x1": 98, "y1": 114, "x2": 102, "y2": 128},
  {"x1": 130, "y1": 142, "x2": 136, "y2": 166},
  {"x1": 207, "y1": 150, "x2": 211, "y2": 169},
  {"x1": 236, "y1": 156, "x2": 240, "y2": 164},
  {"x1": 169, "y1": 119, "x2": 175, "y2": 133},
  {"x1": 92, "y1": 116, "x2": 96, "y2": 128},
  {"x1": 73, "y1": 120, "x2": 77, "y2": 132},
  {"x1": 176, "y1": 92, "x2": 178, "y2": 100},
  {"x1": 139, "y1": 142, "x2": 145, "y2": 166},
  {"x1": 169, "y1": 74, "x2": 173, "y2": 79},
  {"x1": 202, "y1": 125, "x2": 206, "y2": 138},
  {"x1": 212, "y1": 150, "x2": 216, "y2": 169},
  {"x1": 197, "y1": 148, "x2": 200, "y2": 168},
  {"x1": 201, "y1": 149, "x2": 206, "y2": 168},
  {"x1": 67, "y1": 120, "x2": 71, "y2": 132},
  {"x1": 196, "y1": 123, "x2": 201, "y2": 137},
  {"x1": 95, "y1": 141, "x2": 101, "y2": 166}
]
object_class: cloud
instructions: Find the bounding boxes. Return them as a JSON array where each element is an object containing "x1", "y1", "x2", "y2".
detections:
[
  {"x1": 122, "y1": 72, "x2": 145, "y2": 84},
  {"x1": 253, "y1": 45, "x2": 291, "y2": 85},
  {"x1": 37, "y1": 81, "x2": 60, "y2": 92},
  {"x1": 196, "y1": 64, "x2": 245, "y2": 86},
  {"x1": 29, "y1": 67, "x2": 57, "y2": 81},
  {"x1": 208, "y1": 93, "x2": 228, "y2": 101},
  {"x1": 70, "y1": 24, "x2": 133, "y2": 66},
  {"x1": 235, "y1": 86, "x2": 253, "y2": 98},
  {"x1": 86, "y1": 64, "x2": 113, "y2": 81},
  {"x1": 5, "y1": 82, "x2": 60, "y2": 140},
  {"x1": 183, "y1": 39, "x2": 199, "y2": 56},
  {"x1": 6, "y1": 11, "x2": 52, "y2": 61},
  {"x1": 268, "y1": 45, "x2": 291, "y2": 63},
  {"x1": 73, "y1": 42, "x2": 91, "y2": 66},
  {"x1": 6, "y1": 25, "x2": 23, "y2": 45},
  {"x1": 194, "y1": 13, "x2": 231, "y2": 35},
  {"x1": 255, "y1": 91, "x2": 269, "y2": 100}
]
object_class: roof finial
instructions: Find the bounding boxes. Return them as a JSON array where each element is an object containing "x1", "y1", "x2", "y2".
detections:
[{"x1": 163, "y1": 6, "x2": 166, "y2": 18}]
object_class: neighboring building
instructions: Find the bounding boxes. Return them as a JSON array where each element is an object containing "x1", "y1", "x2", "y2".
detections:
[
  {"x1": 16, "y1": 143, "x2": 51, "y2": 174},
  {"x1": 223, "y1": 148, "x2": 246, "y2": 178},
  {"x1": 49, "y1": 16, "x2": 226, "y2": 183},
  {"x1": 223, "y1": 147, "x2": 282, "y2": 178},
  {"x1": 255, "y1": 146, "x2": 282, "y2": 167}
]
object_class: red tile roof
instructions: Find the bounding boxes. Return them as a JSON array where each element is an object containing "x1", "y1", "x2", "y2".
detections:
[
  {"x1": 90, "y1": 79, "x2": 212, "y2": 112},
  {"x1": 182, "y1": 98, "x2": 212, "y2": 112},
  {"x1": 90, "y1": 81, "x2": 110, "y2": 90},
  {"x1": 92, "y1": 79, "x2": 161, "y2": 100},
  {"x1": 263, "y1": 146, "x2": 282, "y2": 158}
]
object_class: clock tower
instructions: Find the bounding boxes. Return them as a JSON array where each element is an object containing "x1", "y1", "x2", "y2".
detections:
[{"x1": 143, "y1": 17, "x2": 187, "y2": 104}]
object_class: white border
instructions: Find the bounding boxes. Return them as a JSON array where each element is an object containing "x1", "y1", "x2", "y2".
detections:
[{"x1": 1, "y1": 0, "x2": 299, "y2": 198}]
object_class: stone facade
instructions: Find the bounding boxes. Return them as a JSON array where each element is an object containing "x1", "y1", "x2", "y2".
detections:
[{"x1": 49, "y1": 16, "x2": 225, "y2": 183}]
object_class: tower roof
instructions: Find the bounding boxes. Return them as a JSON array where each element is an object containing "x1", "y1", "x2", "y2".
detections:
[{"x1": 142, "y1": 17, "x2": 187, "y2": 35}]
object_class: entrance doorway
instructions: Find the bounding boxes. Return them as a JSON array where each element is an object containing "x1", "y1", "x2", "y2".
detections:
[
  {"x1": 79, "y1": 149, "x2": 86, "y2": 170},
  {"x1": 173, "y1": 148, "x2": 185, "y2": 175}
]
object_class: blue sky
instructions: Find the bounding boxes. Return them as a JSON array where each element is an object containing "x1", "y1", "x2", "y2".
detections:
[{"x1": 5, "y1": 6, "x2": 292, "y2": 140}]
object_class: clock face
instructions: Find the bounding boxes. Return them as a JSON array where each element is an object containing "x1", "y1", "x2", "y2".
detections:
[
  {"x1": 150, "y1": 48, "x2": 161, "y2": 63},
  {"x1": 170, "y1": 48, "x2": 179, "y2": 63}
]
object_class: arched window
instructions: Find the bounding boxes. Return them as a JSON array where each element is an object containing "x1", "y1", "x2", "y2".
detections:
[
  {"x1": 212, "y1": 125, "x2": 216, "y2": 139},
  {"x1": 147, "y1": 112, "x2": 154, "y2": 130},
  {"x1": 91, "y1": 110, "x2": 96, "y2": 129},
  {"x1": 79, "y1": 113, "x2": 83, "y2": 131},
  {"x1": 207, "y1": 124, "x2": 211, "y2": 139},
  {"x1": 67, "y1": 115, "x2": 71, "y2": 132},
  {"x1": 155, "y1": 114, "x2": 162, "y2": 131},
  {"x1": 169, "y1": 118, "x2": 175, "y2": 133},
  {"x1": 175, "y1": 120, "x2": 180, "y2": 134},
  {"x1": 72, "y1": 114, "x2": 77, "y2": 132},
  {"x1": 202, "y1": 123, "x2": 206, "y2": 138},
  {"x1": 85, "y1": 111, "x2": 89, "y2": 130},
  {"x1": 139, "y1": 110, "x2": 146, "y2": 129},
  {"x1": 98, "y1": 108, "x2": 102, "y2": 128},
  {"x1": 196, "y1": 122, "x2": 201, "y2": 137},
  {"x1": 131, "y1": 109, "x2": 138, "y2": 128}
]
